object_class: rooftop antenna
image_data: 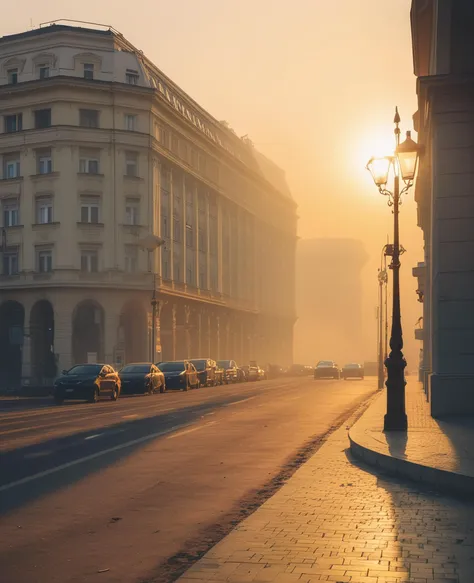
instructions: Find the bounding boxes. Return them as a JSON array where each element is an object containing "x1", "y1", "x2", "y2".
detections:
[{"x1": 29, "y1": 18, "x2": 34, "y2": 30}]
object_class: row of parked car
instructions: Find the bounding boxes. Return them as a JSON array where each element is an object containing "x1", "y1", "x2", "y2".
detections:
[
  {"x1": 314, "y1": 361, "x2": 364, "y2": 380},
  {"x1": 52, "y1": 359, "x2": 268, "y2": 404}
]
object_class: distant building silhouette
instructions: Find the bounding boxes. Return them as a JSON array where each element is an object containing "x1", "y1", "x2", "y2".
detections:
[{"x1": 294, "y1": 239, "x2": 369, "y2": 366}]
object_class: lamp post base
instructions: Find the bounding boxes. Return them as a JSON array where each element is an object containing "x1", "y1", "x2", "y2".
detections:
[{"x1": 383, "y1": 412, "x2": 408, "y2": 432}]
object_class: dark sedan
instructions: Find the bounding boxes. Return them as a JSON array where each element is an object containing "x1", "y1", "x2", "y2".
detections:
[
  {"x1": 119, "y1": 363, "x2": 166, "y2": 394},
  {"x1": 342, "y1": 363, "x2": 364, "y2": 380},
  {"x1": 314, "y1": 360, "x2": 340, "y2": 380},
  {"x1": 53, "y1": 364, "x2": 121, "y2": 404},
  {"x1": 158, "y1": 361, "x2": 200, "y2": 390},
  {"x1": 189, "y1": 358, "x2": 217, "y2": 387},
  {"x1": 217, "y1": 360, "x2": 240, "y2": 383}
]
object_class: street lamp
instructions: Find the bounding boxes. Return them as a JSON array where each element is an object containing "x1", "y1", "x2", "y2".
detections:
[
  {"x1": 139, "y1": 234, "x2": 166, "y2": 363},
  {"x1": 366, "y1": 107, "x2": 419, "y2": 431},
  {"x1": 377, "y1": 266, "x2": 388, "y2": 390}
]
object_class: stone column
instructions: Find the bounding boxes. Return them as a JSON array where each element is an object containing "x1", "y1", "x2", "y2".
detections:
[
  {"x1": 185, "y1": 305, "x2": 191, "y2": 358},
  {"x1": 53, "y1": 294, "x2": 74, "y2": 374},
  {"x1": 217, "y1": 198, "x2": 223, "y2": 294},
  {"x1": 104, "y1": 309, "x2": 121, "y2": 366},
  {"x1": 20, "y1": 296, "x2": 34, "y2": 385},
  {"x1": 429, "y1": 85, "x2": 474, "y2": 416},
  {"x1": 206, "y1": 193, "x2": 211, "y2": 290},
  {"x1": 172, "y1": 304, "x2": 177, "y2": 361},
  {"x1": 198, "y1": 311, "x2": 202, "y2": 356},
  {"x1": 155, "y1": 300, "x2": 163, "y2": 363}
]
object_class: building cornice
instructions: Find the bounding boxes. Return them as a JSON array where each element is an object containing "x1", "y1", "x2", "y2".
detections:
[{"x1": 0, "y1": 76, "x2": 296, "y2": 207}]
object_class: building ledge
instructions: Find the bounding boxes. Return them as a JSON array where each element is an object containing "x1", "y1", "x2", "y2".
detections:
[
  {"x1": 0, "y1": 176, "x2": 23, "y2": 184},
  {"x1": 32, "y1": 222, "x2": 60, "y2": 229},
  {"x1": 30, "y1": 172, "x2": 60, "y2": 180},
  {"x1": 77, "y1": 172, "x2": 104, "y2": 178}
]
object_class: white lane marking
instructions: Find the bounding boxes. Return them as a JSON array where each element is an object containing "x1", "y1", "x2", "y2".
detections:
[
  {"x1": 0, "y1": 422, "x2": 193, "y2": 493},
  {"x1": 166, "y1": 421, "x2": 216, "y2": 439},
  {"x1": 85, "y1": 434, "x2": 103, "y2": 440},
  {"x1": 225, "y1": 396, "x2": 257, "y2": 406},
  {"x1": 23, "y1": 450, "x2": 53, "y2": 459}
]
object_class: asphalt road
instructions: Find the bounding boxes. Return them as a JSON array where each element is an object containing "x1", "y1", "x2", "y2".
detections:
[{"x1": 0, "y1": 377, "x2": 376, "y2": 583}]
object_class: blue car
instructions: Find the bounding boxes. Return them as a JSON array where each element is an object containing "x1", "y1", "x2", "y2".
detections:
[{"x1": 157, "y1": 361, "x2": 200, "y2": 391}]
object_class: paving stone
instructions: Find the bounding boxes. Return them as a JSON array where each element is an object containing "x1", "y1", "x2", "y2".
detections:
[{"x1": 177, "y1": 406, "x2": 474, "y2": 583}]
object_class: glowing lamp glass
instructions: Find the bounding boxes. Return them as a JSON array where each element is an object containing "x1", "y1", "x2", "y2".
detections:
[
  {"x1": 396, "y1": 132, "x2": 419, "y2": 182},
  {"x1": 366, "y1": 156, "x2": 392, "y2": 187}
]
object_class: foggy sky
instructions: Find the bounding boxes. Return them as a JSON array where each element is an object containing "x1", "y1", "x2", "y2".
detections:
[{"x1": 1, "y1": 0, "x2": 423, "y2": 367}]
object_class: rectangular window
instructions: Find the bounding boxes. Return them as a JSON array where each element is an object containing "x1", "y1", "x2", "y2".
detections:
[
  {"x1": 79, "y1": 151, "x2": 100, "y2": 174},
  {"x1": 161, "y1": 247, "x2": 170, "y2": 280},
  {"x1": 36, "y1": 197, "x2": 53, "y2": 224},
  {"x1": 37, "y1": 249, "x2": 53, "y2": 273},
  {"x1": 125, "y1": 70, "x2": 139, "y2": 85},
  {"x1": 161, "y1": 215, "x2": 169, "y2": 238},
  {"x1": 156, "y1": 125, "x2": 168, "y2": 148},
  {"x1": 80, "y1": 250, "x2": 98, "y2": 272},
  {"x1": 125, "y1": 152, "x2": 138, "y2": 177},
  {"x1": 38, "y1": 65, "x2": 50, "y2": 79},
  {"x1": 80, "y1": 198, "x2": 100, "y2": 223},
  {"x1": 186, "y1": 225, "x2": 194, "y2": 248},
  {"x1": 4, "y1": 114, "x2": 22, "y2": 133},
  {"x1": 37, "y1": 149, "x2": 52, "y2": 174},
  {"x1": 199, "y1": 265, "x2": 207, "y2": 290},
  {"x1": 3, "y1": 154, "x2": 21, "y2": 179},
  {"x1": 3, "y1": 200, "x2": 19, "y2": 227},
  {"x1": 79, "y1": 109, "x2": 99, "y2": 128},
  {"x1": 3, "y1": 251, "x2": 18, "y2": 275},
  {"x1": 173, "y1": 218, "x2": 181, "y2": 242},
  {"x1": 7, "y1": 69, "x2": 18, "y2": 84},
  {"x1": 124, "y1": 246, "x2": 138, "y2": 272},
  {"x1": 173, "y1": 251, "x2": 182, "y2": 283},
  {"x1": 83, "y1": 63, "x2": 94, "y2": 80},
  {"x1": 125, "y1": 198, "x2": 139, "y2": 225},
  {"x1": 198, "y1": 228, "x2": 206, "y2": 252},
  {"x1": 190, "y1": 149, "x2": 198, "y2": 168},
  {"x1": 124, "y1": 114, "x2": 136, "y2": 131},
  {"x1": 34, "y1": 109, "x2": 51, "y2": 129},
  {"x1": 171, "y1": 135, "x2": 179, "y2": 154}
]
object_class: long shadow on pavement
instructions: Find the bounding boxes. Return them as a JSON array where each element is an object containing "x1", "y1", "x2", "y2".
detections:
[{"x1": 0, "y1": 397, "x2": 230, "y2": 515}]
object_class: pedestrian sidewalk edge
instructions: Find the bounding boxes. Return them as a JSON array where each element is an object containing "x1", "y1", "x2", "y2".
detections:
[{"x1": 348, "y1": 389, "x2": 474, "y2": 498}]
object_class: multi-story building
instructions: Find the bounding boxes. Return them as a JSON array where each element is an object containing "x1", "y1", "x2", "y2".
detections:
[
  {"x1": 410, "y1": 0, "x2": 474, "y2": 415},
  {"x1": 0, "y1": 21, "x2": 297, "y2": 388}
]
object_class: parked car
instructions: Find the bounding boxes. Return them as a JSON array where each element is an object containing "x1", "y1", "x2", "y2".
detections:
[
  {"x1": 214, "y1": 361, "x2": 226, "y2": 385},
  {"x1": 287, "y1": 364, "x2": 308, "y2": 377},
  {"x1": 342, "y1": 363, "x2": 364, "y2": 380},
  {"x1": 158, "y1": 361, "x2": 200, "y2": 390},
  {"x1": 314, "y1": 361, "x2": 340, "y2": 380},
  {"x1": 53, "y1": 363, "x2": 121, "y2": 404},
  {"x1": 239, "y1": 365, "x2": 250, "y2": 382},
  {"x1": 190, "y1": 358, "x2": 217, "y2": 387},
  {"x1": 217, "y1": 360, "x2": 240, "y2": 383},
  {"x1": 248, "y1": 361, "x2": 260, "y2": 381},
  {"x1": 267, "y1": 364, "x2": 284, "y2": 379},
  {"x1": 119, "y1": 363, "x2": 165, "y2": 394}
]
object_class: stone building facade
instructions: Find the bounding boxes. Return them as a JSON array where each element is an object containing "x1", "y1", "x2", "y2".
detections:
[
  {"x1": 410, "y1": 0, "x2": 474, "y2": 415},
  {"x1": 0, "y1": 22, "x2": 297, "y2": 388}
]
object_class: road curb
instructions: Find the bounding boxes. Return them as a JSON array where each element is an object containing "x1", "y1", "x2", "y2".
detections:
[{"x1": 349, "y1": 412, "x2": 474, "y2": 499}]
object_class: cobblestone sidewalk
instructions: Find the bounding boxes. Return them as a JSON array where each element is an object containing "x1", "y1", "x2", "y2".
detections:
[{"x1": 178, "y1": 416, "x2": 474, "y2": 582}]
